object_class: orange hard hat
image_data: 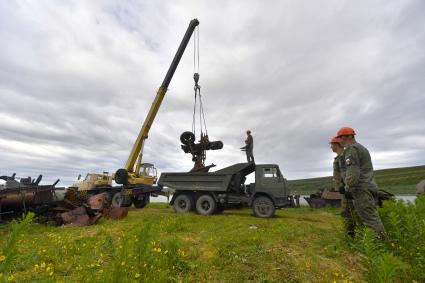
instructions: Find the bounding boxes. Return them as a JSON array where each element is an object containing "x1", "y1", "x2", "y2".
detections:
[
  {"x1": 329, "y1": 136, "x2": 341, "y2": 144},
  {"x1": 337, "y1": 127, "x2": 356, "y2": 137}
]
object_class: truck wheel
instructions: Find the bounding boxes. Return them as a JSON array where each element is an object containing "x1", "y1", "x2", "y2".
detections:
[
  {"x1": 196, "y1": 194, "x2": 217, "y2": 215},
  {"x1": 111, "y1": 192, "x2": 132, "y2": 207},
  {"x1": 252, "y1": 196, "x2": 275, "y2": 218},
  {"x1": 174, "y1": 194, "x2": 193, "y2": 213},
  {"x1": 115, "y1": 169, "x2": 128, "y2": 185},
  {"x1": 180, "y1": 131, "x2": 196, "y2": 145},
  {"x1": 133, "y1": 195, "x2": 149, "y2": 209}
]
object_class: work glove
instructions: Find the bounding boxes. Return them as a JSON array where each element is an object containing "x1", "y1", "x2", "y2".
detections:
[{"x1": 338, "y1": 186, "x2": 346, "y2": 194}]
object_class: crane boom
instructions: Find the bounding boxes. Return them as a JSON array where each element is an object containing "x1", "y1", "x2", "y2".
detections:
[{"x1": 122, "y1": 19, "x2": 199, "y2": 181}]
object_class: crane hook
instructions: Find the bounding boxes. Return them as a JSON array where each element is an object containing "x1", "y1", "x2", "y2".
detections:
[{"x1": 193, "y1": 73, "x2": 200, "y2": 90}]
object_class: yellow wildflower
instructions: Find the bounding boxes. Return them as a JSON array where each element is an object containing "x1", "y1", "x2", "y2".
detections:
[
  {"x1": 0, "y1": 255, "x2": 6, "y2": 262},
  {"x1": 41, "y1": 262, "x2": 46, "y2": 268},
  {"x1": 135, "y1": 273, "x2": 141, "y2": 278},
  {"x1": 49, "y1": 271, "x2": 54, "y2": 276}
]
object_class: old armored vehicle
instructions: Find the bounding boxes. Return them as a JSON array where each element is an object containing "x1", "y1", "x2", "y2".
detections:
[
  {"x1": 0, "y1": 174, "x2": 61, "y2": 220},
  {"x1": 158, "y1": 163, "x2": 294, "y2": 218}
]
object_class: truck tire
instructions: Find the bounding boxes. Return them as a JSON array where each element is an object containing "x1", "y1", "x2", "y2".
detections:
[
  {"x1": 133, "y1": 195, "x2": 149, "y2": 209},
  {"x1": 111, "y1": 192, "x2": 132, "y2": 207},
  {"x1": 115, "y1": 169, "x2": 128, "y2": 185},
  {"x1": 180, "y1": 131, "x2": 196, "y2": 145},
  {"x1": 252, "y1": 196, "x2": 275, "y2": 218},
  {"x1": 196, "y1": 194, "x2": 217, "y2": 215},
  {"x1": 174, "y1": 194, "x2": 193, "y2": 213}
]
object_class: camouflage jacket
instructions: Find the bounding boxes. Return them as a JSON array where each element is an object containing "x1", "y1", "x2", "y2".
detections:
[
  {"x1": 343, "y1": 142, "x2": 378, "y2": 191},
  {"x1": 333, "y1": 153, "x2": 346, "y2": 190},
  {"x1": 245, "y1": 134, "x2": 253, "y2": 151}
]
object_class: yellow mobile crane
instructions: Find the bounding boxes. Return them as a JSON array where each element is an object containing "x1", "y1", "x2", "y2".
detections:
[
  {"x1": 70, "y1": 19, "x2": 199, "y2": 207},
  {"x1": 114, "y1": 19, "x2": 200, "y2": 186}
]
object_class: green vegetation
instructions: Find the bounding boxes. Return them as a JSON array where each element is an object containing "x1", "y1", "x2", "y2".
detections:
[
  {"x1": 351, "y1": 195, "x2": 425, "y2": 283},
  {"x1": 288, "y1": 165, "x2": 425, "y2": 195},
  {"x1": 0, "y1": 204, "x2": 363, "y2": 282},
  {"x1": 1, "y1": 197, "x2": 423, "y2": 282}
]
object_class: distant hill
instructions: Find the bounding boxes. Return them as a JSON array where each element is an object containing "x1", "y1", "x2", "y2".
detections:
[{"x1": 288, "y1": 165, "x2": 425, "y2": 195}]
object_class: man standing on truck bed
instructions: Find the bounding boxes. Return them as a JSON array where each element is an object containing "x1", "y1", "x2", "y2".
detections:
[
  {"x1": 243, "y1": 130, "x2": 254, "y2": 163},
  {"x1": 336, "y1": 127, "x2": 386, "y2": 241},
  {"x1": 330, "y1": 136, "x2": 355, "y2": 238}
]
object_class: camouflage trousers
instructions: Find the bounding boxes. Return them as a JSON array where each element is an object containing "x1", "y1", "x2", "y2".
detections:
[
  {"x1": 341, "y1": 196, "x2": 356, "y2": 237},
  {"x1": 246, "y1": 150, "x2": 255, "y2": 163},
  {"x1": 345, "y1": 187, "x2": 386, "y2": 239}
]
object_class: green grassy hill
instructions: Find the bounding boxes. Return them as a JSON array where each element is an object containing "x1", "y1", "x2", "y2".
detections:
[
  {"x1": 0, "y1": 204, "x2": 363, "y2": 282},
  {"x1": 288, "y1": 165, "x2": 425, "y2": 195}
]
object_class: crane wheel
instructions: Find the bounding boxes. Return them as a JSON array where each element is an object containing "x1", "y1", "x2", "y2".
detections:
[
  {"x1": 133, "y1": 195, "x2": 150, "y2": 209},
  {"x1": 180, "y1": 131, "x2": 196, "y2": 145},
  {"x1": 111, "y1": 192, "x2": 132, "y2": 207},
  {"x1": 115, "y1": 169, "x2": 128, "y2": 185}
]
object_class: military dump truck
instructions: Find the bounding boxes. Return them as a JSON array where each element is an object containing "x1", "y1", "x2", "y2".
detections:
[{"x1": 158, "y1": 163, "x2": 294, "y2": 218}]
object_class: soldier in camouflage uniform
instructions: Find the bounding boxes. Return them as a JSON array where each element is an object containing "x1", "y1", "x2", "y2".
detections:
[
  {"x1": 336, "y1": 127, "x2": 386, "y2": 240},
  {"x1": 330, "y1": 136, "x2": 356, "y2": 237},
  {"x1": 244, "y1": 130, "x2": 254, "y2": 163}
]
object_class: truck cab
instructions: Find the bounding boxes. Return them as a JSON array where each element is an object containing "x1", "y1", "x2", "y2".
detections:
[
  {"x1": 248, "y1": 164, "x2": 290, "y2": 206},
  {"x1": 70, "y1": 172, "x2": 112, "y2": 191}
]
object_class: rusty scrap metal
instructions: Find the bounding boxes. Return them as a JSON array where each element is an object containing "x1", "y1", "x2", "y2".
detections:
[
  {"x1": 0, "y1": 173, "x2": 129, "y2": 225},
  {"x1": 59, "y1": 192, "x2": 129, "y2": 226}
]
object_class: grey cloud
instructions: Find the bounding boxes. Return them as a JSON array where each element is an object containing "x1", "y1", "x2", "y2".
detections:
[{"x1": 0, "y1": 0, "x2": 424, "y2": 186}]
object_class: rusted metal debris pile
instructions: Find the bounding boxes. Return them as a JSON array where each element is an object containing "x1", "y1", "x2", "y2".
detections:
[
  {"x1": 0, "y1": 174, "x2": 128, "y2": 226},
  {"x1": 55, "y1": 189, "x2": 129, "y2": 226}
]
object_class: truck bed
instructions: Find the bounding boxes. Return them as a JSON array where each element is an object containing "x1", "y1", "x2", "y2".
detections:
[{"x1": 158, "y1": 163, "x2": 255, "y2": 192}]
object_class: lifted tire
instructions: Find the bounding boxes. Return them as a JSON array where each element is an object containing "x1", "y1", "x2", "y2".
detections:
[
  {"x1": 111, "y1": 192, "x2": 132, "y2": 207},
  {"x1": 196, "y1": 194, "x2": 217, "y2": 215},
  {"x1": 173, "y1": 194, "x2": 193, "y2": 213},
  {"x1": 252, "y1": 196, "x2": 275, "y2": 218}
]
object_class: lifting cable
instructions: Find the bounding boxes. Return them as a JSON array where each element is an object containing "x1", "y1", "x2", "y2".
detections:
[{"x1": 191, "y1": 26, "x2": 208, "y2": 138}]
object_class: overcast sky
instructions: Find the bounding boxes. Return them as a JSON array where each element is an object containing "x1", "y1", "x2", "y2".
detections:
[{"x1": 0, "y1": 0, "x2": 424, "y2": 186}]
